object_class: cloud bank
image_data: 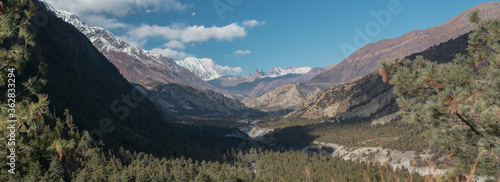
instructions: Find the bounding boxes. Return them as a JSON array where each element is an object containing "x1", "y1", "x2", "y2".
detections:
[{"x1": 234, "y1": 50, "x2": 251, "y2": 55}]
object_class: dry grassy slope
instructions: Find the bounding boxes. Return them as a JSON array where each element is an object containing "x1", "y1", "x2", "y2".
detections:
[{"x1": 309, "y1": 1, "x2": 500, "y2": 85}]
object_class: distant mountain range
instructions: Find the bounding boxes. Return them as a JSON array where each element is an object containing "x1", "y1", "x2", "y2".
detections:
[
  {"x1": 265, "y1": 66, "x2": 313, "y2": 78},
  {"x1": 175, "y1": 57, "x2": 313, "y2": 81},
  {"x1": 309, "y1": 1, "x2": 500, "y2": 85},
  {"x1": 208, "y1": 66, "x2": 332, "y2": 97}
]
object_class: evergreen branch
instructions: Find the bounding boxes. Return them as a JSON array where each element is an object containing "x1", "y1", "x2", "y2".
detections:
[
  {"x1": 17, "y1": 149, "x2": 36, "y2": 154},
  {"x1": 0, "y1": 63, "x2": 8, "y2": 70},
  {"x1": 456, "y1": 113, "x2": 483, "y2": 137},
  {"x1": 15, "y1": 70, "x2": 40, "y2": 97},
  {"x1": 0, "y1": 18, "x2": 30, "y2": 40},
  {"x1": 16, "y1": 121, "x2": 24, "y2": 130}
]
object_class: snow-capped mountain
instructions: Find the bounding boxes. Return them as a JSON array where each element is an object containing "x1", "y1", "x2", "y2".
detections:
[
  {"x1": 41, "y1": 1, "x2": 166, "y2": 67},
  {"x1": 265, "y1": 66, "x2": 312, "y2": 78},
  {"x1": 41, "y1": 0, "x2": 224, "y2": 92},
  {"x1": 175, "y1": 57, "x2": 222, "y2": 81},
  {"x1": 207, "y1": 66, "x2": 327, "y2": 97},
  {"x1": 175, "y1": 58, "x2": 313, "y2": 82}
]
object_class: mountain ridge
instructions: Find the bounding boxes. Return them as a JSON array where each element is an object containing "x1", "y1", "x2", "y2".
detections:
[
  {"x1": 309, "y1": 1, "x2": 500, "y2": 85},
  {"x1": 209, "y1": 66, "x2": 332, "y2": 97},
  {"x1": 175, "y1": 56, "x2": 314, "y2": 82},
  {"x1": 289, "y1": 32, "x2": 471, "y2": 120}
]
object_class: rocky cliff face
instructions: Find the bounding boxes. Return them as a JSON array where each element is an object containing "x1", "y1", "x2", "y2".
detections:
[
  {"x1": 142, "y1": 82, "x2": 261, "y2": 117},
  {"x1": 309, "y1": 2, "x2": 500, "y2": 85}
]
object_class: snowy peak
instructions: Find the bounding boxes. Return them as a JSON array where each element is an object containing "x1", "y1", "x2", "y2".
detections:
[
  {"x1": 41, "y1": 0, "x2": 170, "y2": 68},
  {"x1": 256, "y1": 66, "x2": 312, "y2": 78},
  {"x1": 175, "y1": 57, "x2": 222, "y2": 81},
  {"x1": 253, "y1": 68, "x2": 265, "y2": 77},
  {"x1": 265, "y1": 66, "x2": 312, "y2": 78}
]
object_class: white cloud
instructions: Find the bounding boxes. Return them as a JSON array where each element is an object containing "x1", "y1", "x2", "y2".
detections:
[
  {"x1": 242, "y1": 20, "x2": 266, "y2": 28},
  {"x1": 192, "y1": 12, "x2": 196, "y2": 16},
  {"x1": 149, "y1": 48, "x2": 192, "y2": 60},
  {"x1": 45, "y1": 0, "x2": 188, "y2": 17},
  {"x1": 234, "y1": 50, "x2": 251, "y2": 55},
  {"x1": 164, "y1": 40, "x2": 185, "y2": 50},
  {"x1": 116, "y1": 35, "x2": 147, "y2": 48},
  {"x1": 213, "y1": 63, "x2": 243, "y2": 75},
  {"x1": 45, "y1": 0, "x2": 190, "y2": 32},
  {"x1": 82, "y1": 14, "x2": 128, "y2": 29},
  {"x1": 127, "y1": 23, "x2": 247, "y2": 43}
]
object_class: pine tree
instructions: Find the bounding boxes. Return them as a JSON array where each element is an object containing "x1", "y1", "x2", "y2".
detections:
[
  {"x1": 194, "y1": 172, "x2": 210, "y2": 182},
  {"x1": 48, "y1": 156, "x2": 64, "y2": 181},
  {"x1": 381, "y1": 9, "x2": 500, "y2": 176},
  {"x1": 24, "y1": 161, "x2": 42, "y2": 181}
]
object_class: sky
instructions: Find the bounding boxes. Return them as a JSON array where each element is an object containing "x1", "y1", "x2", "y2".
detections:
[{"x1": 44, "y1": 0, "x2": 494, "y2": 76}]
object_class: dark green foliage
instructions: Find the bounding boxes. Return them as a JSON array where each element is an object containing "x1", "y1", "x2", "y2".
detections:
[
  {"x1": 270, "y1": 119, "x2": 430, "y2": 152},
  {"x1": 382, "y1": 14, "x2": 500, "y2": 176},
  {"x1": 34, "y1": 146, "x2": 425, "y2": 182}
]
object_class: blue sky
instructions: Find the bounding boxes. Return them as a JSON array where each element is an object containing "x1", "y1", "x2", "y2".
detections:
[{"x1": 45, "y1": 0, "x2": 494, "y2": 76}]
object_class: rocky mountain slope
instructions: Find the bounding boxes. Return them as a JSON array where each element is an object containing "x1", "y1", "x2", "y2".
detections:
[
  {"x1": 289, "y1": 32, "x2": 471, "y2": 120},
  {"x1": 242, "y1": 83, "x2": 331, "y2": 112},
  {"x1": 142, "y1": 81, "x2": 262, "y2": 117},
  {"x1": 42, "y1": 1, "x2": 224, "y2": 92},
  {"x1": 209, "y1": 66, "x2": 332, "y2": 97},
  {"x1": 309, "y1": 2, "x2": 500, "y2": 85}
]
